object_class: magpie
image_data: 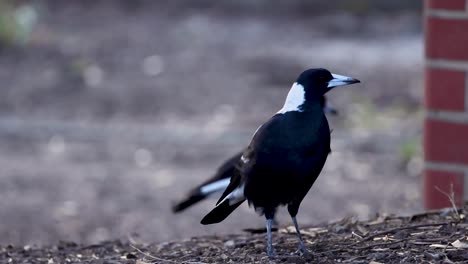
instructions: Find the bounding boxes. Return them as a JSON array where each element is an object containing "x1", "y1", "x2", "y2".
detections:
[
  {"x1": 200, "y1": 68, "x2": 359, "y2": 256},
  {"x1": 172, "y1": 96, "x2": 337, "y2": 213}
]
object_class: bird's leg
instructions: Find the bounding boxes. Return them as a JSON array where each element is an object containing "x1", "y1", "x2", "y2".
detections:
[
  {"x1": 266, "y1": 218, "x2": 275, "y2": 257},
  {"x1": 292, "y1": 216, "x2": 308, "y2": 255}
]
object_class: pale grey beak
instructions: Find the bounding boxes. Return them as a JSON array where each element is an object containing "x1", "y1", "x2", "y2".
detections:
[{"x1": 327, "y1": 73, "x2": 360, "y2": 89}]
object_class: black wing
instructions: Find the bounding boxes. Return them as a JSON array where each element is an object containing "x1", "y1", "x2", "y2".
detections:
[
  {"x1": 201, "y1": 157, "x2": 246, "y2": 225},
  {"x1": 172, "y1": 151, "x2": 243, "y2": 213}
]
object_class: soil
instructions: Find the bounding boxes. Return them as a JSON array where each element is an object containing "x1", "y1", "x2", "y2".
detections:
[{"x1": 2, "y1": 206, "x2": 466, "y2": 263}]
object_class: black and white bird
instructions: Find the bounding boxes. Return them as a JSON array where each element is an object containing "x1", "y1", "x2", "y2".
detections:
[
  {"x1": 200, "y1": 68, "x2": 359, "y2": 256},
  {"x1": 172, "y1": 96, "x2": 337, "y2": 213}
]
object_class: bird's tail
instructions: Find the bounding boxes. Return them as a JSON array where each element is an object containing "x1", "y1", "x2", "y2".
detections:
[
  {"x1": 200, "y1": 198, "x2": 245, "y2": 225},
  {"x1": 172, "y1": 178, "x2": 231, "y2": 213},
  {"x1": 172, "y1": 193, "x2": 206, "y2": 213}
]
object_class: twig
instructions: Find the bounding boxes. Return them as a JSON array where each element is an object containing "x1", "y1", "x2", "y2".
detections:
[
  {"x1": 435, "y1": 184, "x2": 461, "y2": 221},
  {"x1": 342, "y1": 256, "x2": 367, "y2": 262},
  {"x1": 351, "y1": 231, "x2": 363, "y2": 239},
  {"x1": 130, "y1": 244, "x2": 205, "y2": 264},
  {"x1": 315, "y1": 222, "x2": 455, "y2": 256},
  {"x1": 131, "y1": 244, "x2": 177, "y2": 263},
  {"x1": 353, "y1": 238, "x2": 406, "y2": 250},
  {"x1": 316, "y1": 247, "x2": 345, "y2": 255},
  {"x1": 350, "y1": 222, "x2": 452, "y2": 247}
]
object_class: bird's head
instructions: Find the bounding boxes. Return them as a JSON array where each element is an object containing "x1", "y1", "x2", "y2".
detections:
[
  {"x1": 278, "y1": 68, "x2": 360, "y2": 114},
  {"x1": 296, "y1": 68, "x2": 360, "y2": 98}
]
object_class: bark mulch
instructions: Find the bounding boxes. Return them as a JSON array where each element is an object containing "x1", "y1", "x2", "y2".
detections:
[{"x1": 1, "y1": 206, "x2": 467, "y2": 263}]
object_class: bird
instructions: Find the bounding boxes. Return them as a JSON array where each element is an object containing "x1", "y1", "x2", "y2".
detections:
[
  {"x1": 200, "y1": 68, "x2": 360, "y2": 256},
  {"x1": 172, "y1": 96, "x2": 338, "y2": 213}
]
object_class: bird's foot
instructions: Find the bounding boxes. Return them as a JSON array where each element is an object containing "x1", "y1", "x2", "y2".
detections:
[
  {"x1": 267, "y1": 247, "x2": 276, "y2": 257},
  {"x1": 295, "y1": 243, "x2": 309, "y2": 256}
]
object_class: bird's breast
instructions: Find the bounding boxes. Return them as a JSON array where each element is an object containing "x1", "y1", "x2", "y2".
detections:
[{"x1": 259, "y1": 112, "x2": 328, "y2": 150}]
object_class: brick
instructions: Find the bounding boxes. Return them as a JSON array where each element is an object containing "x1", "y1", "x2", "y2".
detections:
[
  {"x1": 425, "y1": 118, "x2": 468, "y2": 165},
  {"x1": 424, "y1": 169, "x2": 464, "y2": 209},
  {"x1": 425, "y1": 68, "x2": 466, "y2": 111},
  {"x1": 426, "y1": 17, "x2": 468, "y2": 61},
  {"x1": 428, "y1": 0, "x2": 467, "y2": 11}
]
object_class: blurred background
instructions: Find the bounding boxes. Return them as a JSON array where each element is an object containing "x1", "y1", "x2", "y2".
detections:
[{"x1": 0, "y1": 0, "x2": 424, "y2": 246}]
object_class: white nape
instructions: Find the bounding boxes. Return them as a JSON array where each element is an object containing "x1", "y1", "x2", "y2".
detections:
[
  {"x1": 200, "y1": 178, "x2": 231, "y2": 195},
  {"x1": 277, "y1": 82, "x2": 305, "y2": 114}
]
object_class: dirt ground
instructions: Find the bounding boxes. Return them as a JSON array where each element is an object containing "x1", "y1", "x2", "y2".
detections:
[
  {"x1": 0, "y1": 1, "x2": 429, "y2": 248},
  {"x1": 2, "y1": 206, "x2": 466, "y2": 263}
]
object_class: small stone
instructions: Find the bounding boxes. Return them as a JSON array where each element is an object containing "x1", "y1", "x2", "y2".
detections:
[
  {"x1": 224, "y1": 240, "x2": 235, "y2": 247},
  {"x1": 424, "y1": 252, "x2": 443, "y2": 261},
  {"x1": 125, "y1": 253, "x2": 137, "y2": 259}
]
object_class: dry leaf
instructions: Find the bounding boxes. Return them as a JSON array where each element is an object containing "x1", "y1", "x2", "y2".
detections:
[
  {"x1": 307, "y1": 227, "x2": 328, "y2": 233},
  {"x1": 373, "y1": 235, "x2": 390, "y2": 241},
  {"x1": 136, "y1": 260, "x2": 151, "y2": 264},
  {"x1": 371, "y1": 248, "x2": 389, "y2": 252},
  {"x1": 370, "y1": 261, "x2": 384, "y2": 264},
  {"x1": 279, "y1": 226, "x2": 296, "y2": 234},
  {"x1": 410, "y1": 232, "x2": 425, "y2": 236},
  {"x1": 366, "y1": 218, "x2": 385, "y2": 226},
  {"x1": 301, "y1": 230, "x2": 317, "y2": 237},
  {"x1": 451, "y1": 239, "x2": 468, "y2": 249},
  {"x1": 429, "y1": 244, "x2": 447, "y2": 248},
  {"x1": 356, "y1": 225, "x2": 369, "y2": 236}
]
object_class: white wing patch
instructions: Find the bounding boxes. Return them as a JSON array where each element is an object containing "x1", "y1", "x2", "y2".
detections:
[
  {"x1": 199, "y1": 178, "x2": 231, "y2": 195},
  {"x1": 240, "y1": 154, "x2": 249, "y2": 164},
  {"x1": 240, "y1": 123, "x2": 262, "y2": 164},
  {"x1": 218, "y1": 183, "x2": 245, "y2": 206},
  {"x1": 277, "y1": 82, "x2": 305, "y2": 114}
]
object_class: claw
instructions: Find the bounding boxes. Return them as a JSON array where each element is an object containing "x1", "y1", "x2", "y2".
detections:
[
  {"x1": 267, "y1": 247, "x2": 276, "y2": 257},
  {"x1": 295, "y1": 243, "x2": 309, "y2": 256},
  {"x1": 291, "y1": 216, "x2": 311, "y2": 256}
]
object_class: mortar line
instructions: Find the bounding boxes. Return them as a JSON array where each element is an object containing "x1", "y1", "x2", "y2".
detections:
[
  {"x1": 427, "y1": 110, "x2": 468, "y2": 123},
  {"x1": 428, "y1": 9, "x2": 468, "y2": 19},
  {"x1": 425, "y1": 161, "x2": 468, "y2": 173},
  {"x1": 465, "y1": 71, "x2": 468, "y2": 111},
  {"x1": 427, "y1": 59, "x2": 468, "y2": 71},
  {"x1": 465, "y1": 171, "x2": 468, "y2": 200}
]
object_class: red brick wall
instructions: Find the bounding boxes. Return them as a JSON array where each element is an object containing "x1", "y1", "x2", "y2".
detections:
[{"x1": 424, "y1": 0, "x2": 468, "y2": 208}]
